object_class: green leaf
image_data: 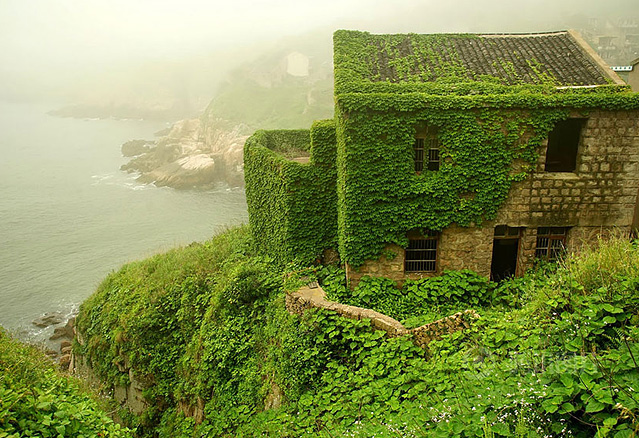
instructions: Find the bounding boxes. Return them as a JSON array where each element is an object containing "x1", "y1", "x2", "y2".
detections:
[{"x1": 585, "y1": 400, "x2": 606, "y2": 413}]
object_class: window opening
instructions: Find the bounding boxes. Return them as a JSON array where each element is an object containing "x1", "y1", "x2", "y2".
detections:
[
  {"x1": 414, "y1": 126, "x2": 439, "y2": 172},
  {"x1": 545, "y1": 119, "x2": 586, "y2": 172},
  {"x1": 405, "y1": 230, "x2": 438, "y2": 272},
  {"x1": 535, "y1": 227, "x2": 569, "y2": 261}
]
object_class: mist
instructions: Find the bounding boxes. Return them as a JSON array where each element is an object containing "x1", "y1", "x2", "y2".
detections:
[{"x1": 1, "y1": 0, "x2": 637, "y2": 117}]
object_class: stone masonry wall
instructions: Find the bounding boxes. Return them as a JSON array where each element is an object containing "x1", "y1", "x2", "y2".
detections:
[
  {"x1": 286, "y1": 285, "x2": 479, "y2": 348},
  {"x1": 347, "y1": 109, "x2": 639, "y2": 286}
]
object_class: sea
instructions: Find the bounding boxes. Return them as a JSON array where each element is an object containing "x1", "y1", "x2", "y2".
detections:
[{"x1": 0, "y1": 101, "x2": 248, "y2": 342}]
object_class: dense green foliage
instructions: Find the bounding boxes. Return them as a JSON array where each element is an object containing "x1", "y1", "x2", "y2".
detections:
[
  {"x1": 0, "y1": 328, "x2": 129, "y2": 437},
  {"x1": 76, "y1": 225, "x2": 639, "y2": 437},
  {"x1": 244, "y1": 120, "x2": 338, "y2": 266},
  {"x1": 323, "y1": 267, "x2": 494, "y2": 327}
]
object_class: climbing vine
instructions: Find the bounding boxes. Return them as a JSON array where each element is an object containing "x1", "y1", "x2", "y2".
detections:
[
  {"x1": 244, "y1": 120, "x2": 338, "y2": 265},
  {"x1": 332, "y1": 30, "x2": 639, "y2": 267}
]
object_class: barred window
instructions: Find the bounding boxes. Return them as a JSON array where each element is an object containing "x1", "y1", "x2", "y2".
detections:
[
  {"x1": 405, "y1": 230, "x2": 438, "y2": 272},
  {"x1": 414, "y1": 127, "x2": 439, "y2": 172},
  {"x1": 535, "y1": 227, "x2": 569, "y2": 261}
]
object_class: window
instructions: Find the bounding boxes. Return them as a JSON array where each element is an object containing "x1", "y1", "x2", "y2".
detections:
[
  {"x1": 414, "y1": 127, "x2": 439, "y2": 172},
  {"x1": 535, "y1": 227, "x2": 569, "y2": 261},
  {"x1": 405, "y1": 230, "x2": 438, "y2": 272},
  {"x1": 545, "y1": 119, "x2": 586, "y2": 172}
]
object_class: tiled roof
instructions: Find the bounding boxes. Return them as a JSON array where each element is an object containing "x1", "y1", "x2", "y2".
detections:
[{"x1": 365, "y1": 31, "x2": 613, "y2": 86}]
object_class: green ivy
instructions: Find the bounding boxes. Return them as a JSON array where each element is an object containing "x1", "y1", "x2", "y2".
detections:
[
  {"x1": 331, "y1": 30, "x2": 639, "y2": 267},
  {"x1": 244, "y1": 120, "x2": 338, "y2": 266},
  {"x1": 0, "y1": 329, "x2": 130, "y2": 437}
]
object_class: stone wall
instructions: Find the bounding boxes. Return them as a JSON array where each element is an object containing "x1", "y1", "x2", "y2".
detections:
[
  {"x1": 410, "y1": 310, "x2": 480, "y2": 348},
  {"x1": 347, "y1": 109, "x2": 639, "y2": 286},
  {"x1": 286, "y1": 285, "x2": 479, "y2": 348},
  {"x1": 72, "y1": 332, "x2": 149, "y2": 416}
]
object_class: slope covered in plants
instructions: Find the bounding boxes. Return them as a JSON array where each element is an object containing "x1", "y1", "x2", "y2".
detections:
[
  {"x1": 76, "y1": 228, "x2": 639, "y2": 437},
  {"x1": 0, "y1": 328, "x2": 130, "y2": 437}
]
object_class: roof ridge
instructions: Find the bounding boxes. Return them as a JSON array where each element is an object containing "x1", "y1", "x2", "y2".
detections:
[{"x1": 478, "y1": 31, "x2": 568, "y2": 38}]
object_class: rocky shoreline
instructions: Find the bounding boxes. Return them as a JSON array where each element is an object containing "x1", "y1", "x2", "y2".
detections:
[
  {"x1": 32, "y1": 312, "x2": 76, "y2": 370},
  {"x1": 121, "y1": 118, "x2": 249, "y2": 189}
]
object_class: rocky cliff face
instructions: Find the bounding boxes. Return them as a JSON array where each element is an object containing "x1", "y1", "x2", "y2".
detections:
[{"x1": 121, "y1": 118, "x2": 249, "y2": 188}]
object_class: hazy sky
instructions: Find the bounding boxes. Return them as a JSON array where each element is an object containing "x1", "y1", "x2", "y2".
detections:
[{"x1": 0, "y1": 0, "x2": 636, "y2": 105}]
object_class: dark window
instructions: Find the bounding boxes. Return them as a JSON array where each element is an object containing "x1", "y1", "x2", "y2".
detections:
[
  {"x1": 545, "y1": 119, "x2": 586, "y2": 172},
  {"x1": 414, "y1": 127, "x2": 439, "y2": 172},
  {"x1": 405, "y1": 230, "x2": 438, "y2": 272},
  {"x1": 535, "y1": 227, "x2": 569, "y2": 261}
]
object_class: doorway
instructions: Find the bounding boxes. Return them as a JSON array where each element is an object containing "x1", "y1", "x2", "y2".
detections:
[{"x1": 490, "y1": 226, "x2": 521, "y2": 281}]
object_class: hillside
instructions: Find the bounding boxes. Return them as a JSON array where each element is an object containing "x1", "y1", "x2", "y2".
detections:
[
  {"x1": 120, "y1": 32, "x2": 334, "y2": 189},
  {"x1": 73, "y1": 227, "x2": 639, "y2": 437},
  {"x1": 0, "y1": 328, "x2": 130, "y2": 436}
]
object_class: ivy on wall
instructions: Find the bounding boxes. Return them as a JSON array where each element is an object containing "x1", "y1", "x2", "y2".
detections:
[
  {"x1": 332, "y1": 30, "x2": 639, "y2": 268},
  {"x1": 244, "y1": 120, "x2": 338, "y2": 265}
]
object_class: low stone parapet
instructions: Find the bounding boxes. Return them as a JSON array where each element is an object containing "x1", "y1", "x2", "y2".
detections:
[
  {"x1": 286, "y1": 285, "x2": 479, "y2": 346},
  {"x1": 409, "y1": 310, "x2": 480, "y2": 348}
]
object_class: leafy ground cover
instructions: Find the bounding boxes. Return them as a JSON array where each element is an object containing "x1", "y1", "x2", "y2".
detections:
[
  {"x1": 75, "y1": 228, "x2": 639, "y2": 437},
  {"x1": 0, "y1": 328, "x2": 130, "y2": 437}
]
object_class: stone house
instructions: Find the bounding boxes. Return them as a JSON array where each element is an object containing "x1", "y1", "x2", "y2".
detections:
[{"x1": 245, "y1": 30, "x2": 639, "y2": 287}]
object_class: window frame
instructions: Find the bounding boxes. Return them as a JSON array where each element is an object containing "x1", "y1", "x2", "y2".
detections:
[
  {"x1": 544, "y1": 118, "x2": 587, "y2": 173},
  {"x1": 404, "y1": 230, "x2": 439, "y2": 273},
  {"x1": 535, "y1": 227, "x2": 569, "y2": 261}
]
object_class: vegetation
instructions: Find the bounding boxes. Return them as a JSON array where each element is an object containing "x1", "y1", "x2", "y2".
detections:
[
  {"x1": 244, "y1": 31, "x2": 639, "y2": 270},
  {"x1": 72, "y1": 225, "x2": 639, "y2": 437},
  {"x1": 0, "y1": 328, "x2": 130, "y2": 437},
  {"x1": 244, "y1": 120, "x2": 337, "y2": 266}
]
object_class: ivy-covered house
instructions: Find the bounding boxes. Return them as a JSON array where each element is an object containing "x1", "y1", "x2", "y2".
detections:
[{"x1": 245, "y1": 29, "x2": 639, "y2": 286}]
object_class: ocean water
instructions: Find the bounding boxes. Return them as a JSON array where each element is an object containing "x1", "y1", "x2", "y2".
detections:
[{"x1": 0, "y1": 101, "x2": 248, "y2": 341}]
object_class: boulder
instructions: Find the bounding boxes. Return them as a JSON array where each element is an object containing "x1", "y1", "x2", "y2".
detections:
[
  {"x1": 32, "y1": 312, "x2": 64, "y2": 328},
  {"x1": 49, "y1": 318, "x2": 75, "y2": 341},
  {"x1": 59, "y1": 354, "x2": 71, "y2": 370},
  {"x1": 121, "y1": 139, "x2": 154, "y2": 157}
]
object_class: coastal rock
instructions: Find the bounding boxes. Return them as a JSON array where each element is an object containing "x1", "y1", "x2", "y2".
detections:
[
  {"x1": 59, "y1": 354, "x2": 71, "y2": 370},
  {"x1": 120, "y1": 118, "x2": 249, "y2": 189},
  {"x1": 121, "y1": 139, "x2": 154, "y2": 157},
  {"x1": 49, "y1": 318, "x2": 75, "y2": 341},
  {"x1": 32, "y1": 312, "x2": 64, "y2": 328}
]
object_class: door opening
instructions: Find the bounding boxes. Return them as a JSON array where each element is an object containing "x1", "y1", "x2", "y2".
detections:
[{"x1": 490, "y1": 226, "x2": 521, "y2": 281}]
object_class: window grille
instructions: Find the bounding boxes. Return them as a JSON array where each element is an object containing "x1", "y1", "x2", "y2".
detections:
[
  {"x1": 535, "y1": 227, "x2": 569, "y2": 261},
  {"x1": 414, "y1": 127, "x2": 439, "y2": 172},
  {"x1": 405, "y1": 230, "x2": 438, "y2": 272}
]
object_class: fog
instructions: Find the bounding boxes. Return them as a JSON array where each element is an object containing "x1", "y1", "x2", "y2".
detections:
[{"x1": 1, "y1": 0, "x2": 636, "y2": 116}]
